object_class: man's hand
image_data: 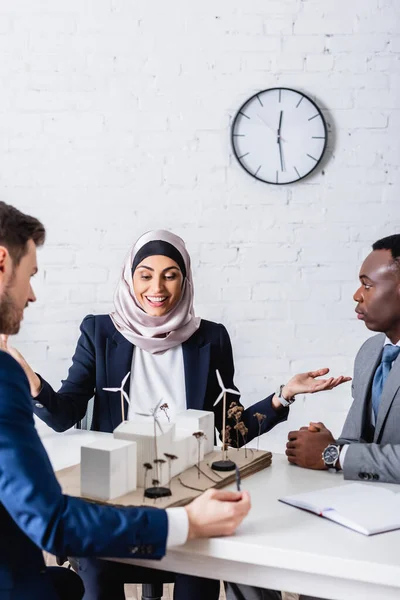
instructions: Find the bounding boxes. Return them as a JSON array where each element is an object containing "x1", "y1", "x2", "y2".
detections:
[
  {"x1": 0, "y1": 335, "x2": 42, "y2": 397},
  {"x1": 184, "y1": 488, "x2": 251, "y2": 540},
  {"x1": 285, "y1": 422, "x2": 336, "y2": 470}
]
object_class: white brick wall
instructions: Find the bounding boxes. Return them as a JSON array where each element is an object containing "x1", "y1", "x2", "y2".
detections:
[{"x1": 0, "y1": 0, "x2": 399, "y2": 449}]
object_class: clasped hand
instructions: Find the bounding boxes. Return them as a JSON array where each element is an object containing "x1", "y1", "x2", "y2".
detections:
[{"x1": 286, "y1": 422, "x2": 336, "y2": 470}]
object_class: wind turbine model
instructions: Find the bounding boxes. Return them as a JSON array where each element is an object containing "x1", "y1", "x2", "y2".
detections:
[
  {"x1": 103, "y1": 372, "x2": 130, "y2": 422},
  {"x1": 135, "y1": 399, "x2": 172, "y2": 499},
  {"x1": 211, "y1": 369, "x2": 240, "y2": 472}
]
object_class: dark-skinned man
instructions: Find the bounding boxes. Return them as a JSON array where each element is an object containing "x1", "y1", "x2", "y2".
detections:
[
  {"x1": 286, "y1": 234, "x2": 400, "y2": 482},
  {"x1": 227, "y1": 234, "x2": 400, "y2": 600}
]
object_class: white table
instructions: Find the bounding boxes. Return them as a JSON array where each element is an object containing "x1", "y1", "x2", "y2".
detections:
[{"x1": 44, "y1": 429, "x2": 400, "y2": 600}]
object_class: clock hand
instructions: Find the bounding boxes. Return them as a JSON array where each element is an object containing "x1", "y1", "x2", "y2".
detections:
[
  {"x1": 277, "y1": 111, "x2": 285, "y2": 171},
  {"x1": 278, "y1": 138, "x2": 284, "y2": 172},
  {"x1": 257, "y1": 113, "x2": 287, "y2": 143},
  {"x1": 277, "y1": 110, "x2": 283, "y2": 143}
]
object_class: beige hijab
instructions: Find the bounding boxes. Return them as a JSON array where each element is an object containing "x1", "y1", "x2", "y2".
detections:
[{"x1": 110, "y1": 230, "x2": 201, "y2": 354}]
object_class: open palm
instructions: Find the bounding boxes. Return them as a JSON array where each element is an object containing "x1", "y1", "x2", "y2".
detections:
[{"x1": 286, "y1": 368, "x2": 351, "y2": 397}]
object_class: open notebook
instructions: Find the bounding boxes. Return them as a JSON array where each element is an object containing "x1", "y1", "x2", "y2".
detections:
[{"x1": 280, "y1": 483, "x2": 400, "y2": 536}]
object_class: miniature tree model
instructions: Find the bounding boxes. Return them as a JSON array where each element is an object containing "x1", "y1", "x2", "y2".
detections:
[
  {"x1": 143, "y1": 463, "x2": 152, "y2": 501},
  {"x1": 153, "y1": 458, "x2": 170, "y2": 496},
  {"x1": 211, "y1": 369, "x2": 240, "y2": 472},
  {"x1": 234, "y1": 421, "x2": 249, "y2": 458},
  {"x1": 253, "y1": 413, "x2": 266, "y2": 451},
  {"x1": 160, "y1": 403, "x2": 170, "y2": 422},
  {"x1": 228, "y1": 401, "x2": 244, "y2": 450},
  {"x1": 164, "y1": 453, "x2": 178, "y2": 488},
  {"x1": 134, "y1": 400, "x2": 172, "y2": 498},
  {"x1": 224, "y1": 425, "x2": 232, "y2": 449},
  {"x1": 103, "y1": 371, "x2": 130, "y2": 422},
  {"x1": 192, "y1": 431, "x2": 206, "y2": 479}
]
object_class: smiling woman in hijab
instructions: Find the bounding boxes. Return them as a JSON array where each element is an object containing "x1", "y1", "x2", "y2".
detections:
[{"x1": 9, "y1": 229, "x2": 350, "y2": 600}]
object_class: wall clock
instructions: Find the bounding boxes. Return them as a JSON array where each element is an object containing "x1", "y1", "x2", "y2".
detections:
[{"x1": 231, "y1": 87, "x2": 327, "y2": 185}]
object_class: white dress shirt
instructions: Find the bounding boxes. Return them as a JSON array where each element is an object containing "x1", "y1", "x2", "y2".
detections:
[
  {"x1": 127, "y1": 345, "x2": 189, "y2": 546},
  {"x1": 339, "y1": 337, "x2": 400, "y2": 469}
]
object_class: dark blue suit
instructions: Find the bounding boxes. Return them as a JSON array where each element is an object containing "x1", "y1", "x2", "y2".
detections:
[
  {"x1": 0, "y1": 352, "x2": 168, "y2": 600},
  {"x1": 33, "y1": 315, "x2": 288, "y2": 440},
  {"x1": 33, "y1": 315, "x2": 288, "y2": 600}
]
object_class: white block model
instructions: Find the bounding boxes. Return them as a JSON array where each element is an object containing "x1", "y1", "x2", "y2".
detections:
[
  {"x1": 80, "y1": 437, "x2": 137, "y2": 501},
  {"x1": 113, "y1": 409, "x2": 215, "y2": 488}
]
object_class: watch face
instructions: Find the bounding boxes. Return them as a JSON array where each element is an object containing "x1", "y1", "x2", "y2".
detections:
[
  {"x1": 231, "y1": 87, "x2": 327, "y2": 185},
  {"x1": 323, "y1": 445, "x2": 339, "y2": 465}
]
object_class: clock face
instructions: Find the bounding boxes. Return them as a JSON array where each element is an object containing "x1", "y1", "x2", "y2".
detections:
[{"x1": 231, "y1": 88, "x2": 327, "y2": 185}]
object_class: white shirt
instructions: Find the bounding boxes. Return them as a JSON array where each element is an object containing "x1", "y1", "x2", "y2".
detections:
[
  {"x1": 127, "y1": 345, "x2": 186, "y2": 424},
  {"x1": 126, "y1": 345, "x2": 189, "y2": 546},
  {"x1": 340, "y1": 337, "x2": 400, "y2": 469}
]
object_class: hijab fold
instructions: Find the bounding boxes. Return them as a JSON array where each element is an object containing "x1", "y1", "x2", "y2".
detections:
[{"x1": 110, "y1": 230, "x2": 200, "y2": 354}]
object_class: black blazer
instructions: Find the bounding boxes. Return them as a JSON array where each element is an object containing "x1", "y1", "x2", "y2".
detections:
[{"x1": 33, "y1": 315, "x2": 288, "y2": 445}]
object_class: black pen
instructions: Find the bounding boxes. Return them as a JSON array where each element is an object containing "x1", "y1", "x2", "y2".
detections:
[{"x1": 235, "y1": 465, "x2": 241, "y2": 492}]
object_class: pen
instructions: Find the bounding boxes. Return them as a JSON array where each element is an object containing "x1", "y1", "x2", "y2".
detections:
[{"x1": 235, "y1": 465, "x2": 241, "y2": 492}]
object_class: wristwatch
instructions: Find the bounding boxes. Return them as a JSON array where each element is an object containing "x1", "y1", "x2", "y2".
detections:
[
  {"x1": 275, "y1": 384, "x2": 296, "y2": 408},
  {"x1": 322, "y1": 443, "x2": 341, "y2": 469}
]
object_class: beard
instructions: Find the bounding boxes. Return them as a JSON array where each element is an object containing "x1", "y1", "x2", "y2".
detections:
[{"x1": 0, "y1": 286, "x2": 22, "y2": 335}]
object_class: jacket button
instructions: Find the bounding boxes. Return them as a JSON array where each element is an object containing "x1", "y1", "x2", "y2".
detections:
[
  {"x1": 35, "y1": 403, "x2": 44, "y2": 408},
  {"x1": 129, "y1": 546, "x2": 138, "y2": 554}
]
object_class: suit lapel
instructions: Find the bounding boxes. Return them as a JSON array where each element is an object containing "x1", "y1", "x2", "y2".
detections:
[
  {"x1": 105, "y1": 330, "x2": 134, "y2": 430},
  {"x1": 375, "y1": 353, "x2": 400, "y2": 441},
  {"x1": 355, "y1": 338, "x2": 383, "y2": 440},
  {"x1": 182, "y1": 332, "x2": 210, "y2": 411}
]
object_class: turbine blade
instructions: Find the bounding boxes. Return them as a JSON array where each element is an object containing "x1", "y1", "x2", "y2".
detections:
[
  {"x1": 226, "y1": 388, "x2": 241, "y2": 396},
  {"x1": 103, "y1": 387, "x2": 119, "y2": 392},
  {"x1": 121, "y1": 371, "x2": 131, "y2": 389},
  {"x1": 215, "y1": 369, "x2": 225, "y2": 391},
  {"x1": 122, "y1": 390, "x2": 131, "y2": 405},
  {"x1": 135, "y1": 411, "x2": 151, "y2": 417},
  {"x1": 213, "y1": 391, "x2": 224, "y2": 406}
]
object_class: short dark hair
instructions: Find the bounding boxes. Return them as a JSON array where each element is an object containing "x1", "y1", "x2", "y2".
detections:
[
  {"x1": 0, "y1": 201, "x2": 45, "y2": 265},
  {"x1": 372, "y1": 234, "x2": 400, "y2": 271}
]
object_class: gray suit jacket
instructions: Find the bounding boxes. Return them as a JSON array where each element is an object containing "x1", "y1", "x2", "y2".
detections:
[{"x1": 337, "y1": 333, "x2": 400, "y2": 484}]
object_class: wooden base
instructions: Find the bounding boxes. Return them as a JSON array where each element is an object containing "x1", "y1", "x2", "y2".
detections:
[{"x1": 56, "y1": 447, "x2": 272, "y2": 508}]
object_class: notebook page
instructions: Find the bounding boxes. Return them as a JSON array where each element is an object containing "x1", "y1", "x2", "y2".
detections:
[{"x1": 281, "y1": 483, "x2": 400, "y2": 534}]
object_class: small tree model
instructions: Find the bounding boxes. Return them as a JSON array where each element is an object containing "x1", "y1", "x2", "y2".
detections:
[
  {"x1": 227, "y1": 401, "x2": 244, "y2": 450},
  {"x1": 211, "y1": 369, "x2": 240, "y2": 472},
  {"x1": 164, "y1": 453, "x2": 178, "y2": 488},
  {"x1": 143, "y1": 463, "x2": 152, "y2": 501},
  {"x1": 103, "y1": 371, "x2": 131, "y2": 422},
  {"x1": 253, "y1": 413, "x2": 267, "y2": 451},
  {"x1": 192, "y1": 431, "x2": 206, "y2": 479},
  {"x1": 153, "y1": 458, "x2": 166, "y2": 485},
  {"x1": 234, "y1": 421, "x2": 249, "y2": 458},
  {"x1": 160, "y1": 403, "x2": 170, "y2": 422},
  {"x1": 135, "y1": 400, "x2": 171, "y2": 499},
  {"x1": 223, "y1": 425, "x2": 232, "y2": 450}
]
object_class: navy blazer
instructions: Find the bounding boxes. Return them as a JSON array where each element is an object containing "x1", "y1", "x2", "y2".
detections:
[
  {"x1": 0, "y1": 352, "x2": 168, "y2": 599},
  {"x1": 34, "y1": 315, "x2": 288, "y2": 444}
]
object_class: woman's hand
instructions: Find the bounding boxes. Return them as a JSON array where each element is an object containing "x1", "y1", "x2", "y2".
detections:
[
  {"x1": 0, "y1": 335, "x2": 42, "y2": 397},
  {"x1": 274, "y1": 368, "x2": 351, "y2": 407},
  {"x1": 283, "y1": 368, "x2": 351, "y2": 399}
]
